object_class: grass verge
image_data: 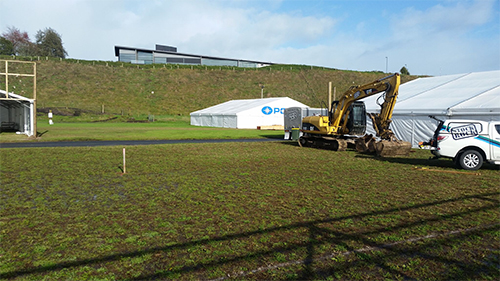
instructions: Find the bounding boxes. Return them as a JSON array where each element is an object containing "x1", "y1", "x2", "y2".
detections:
[
  {"x1": 0, "y1": 117, "x2": 283, "y2": 143},
  {"x1": 1, "y1": 142, "x2": 499, "y2": 280}
]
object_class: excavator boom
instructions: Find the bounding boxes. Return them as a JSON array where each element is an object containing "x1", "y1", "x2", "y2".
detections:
[
  {"x1": 299, "y1": 73, "x2": 411, "y2": 157},
  {"x1": 330, "y1": 73, "x2": 400, "y2": 135}
]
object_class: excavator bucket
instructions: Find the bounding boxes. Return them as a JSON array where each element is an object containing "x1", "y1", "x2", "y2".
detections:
[
  {"x1": 355, "y1": 135, "x2": 376, "y2": 153},
  {"x1": 355, "y1": 135, "x2": 411, "y2": 157},
  {"x1": 374, "y1": 140, "x2": 412, "y2": 157}
]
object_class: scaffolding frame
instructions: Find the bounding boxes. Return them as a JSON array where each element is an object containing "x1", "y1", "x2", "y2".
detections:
[{"x1": 0, "y1": 60, "x2": 37, "y2": 136}]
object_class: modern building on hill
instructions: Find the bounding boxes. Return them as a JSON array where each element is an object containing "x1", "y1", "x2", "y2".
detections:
[{"x1": 114, "y1": 44, "x2": 273, "y2": 68}]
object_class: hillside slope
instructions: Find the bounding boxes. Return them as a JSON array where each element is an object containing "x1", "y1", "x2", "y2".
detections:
[{"x1": 6, "y1": 58, "x2": 420, "y2": 116}]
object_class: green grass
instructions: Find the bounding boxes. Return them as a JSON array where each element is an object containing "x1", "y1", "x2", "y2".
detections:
[
  {"x1": 1, "y1": 142, "x2": 499, "y2": 280},
  {"x1": 0, "y1": 117, "x2": 283, "y2": 142},
  {"x1": 1, "y1": 56, "x2": 420, "y2": 116}
]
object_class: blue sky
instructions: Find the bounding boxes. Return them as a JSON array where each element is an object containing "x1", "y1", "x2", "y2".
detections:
[{"x1": 1, "y1": 0, "x2": 499, "y2": 75}]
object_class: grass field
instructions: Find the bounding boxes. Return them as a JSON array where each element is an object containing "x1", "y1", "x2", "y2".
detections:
[
  {"x1": 1, "y1": 56, "x2": 420, "y2": 116},
  {"x1": 0, "y1": 116, "x2": 283, "y2": 143},
  {"x1": 1, "y1": 134, "x2": 499, "y2": 280}
]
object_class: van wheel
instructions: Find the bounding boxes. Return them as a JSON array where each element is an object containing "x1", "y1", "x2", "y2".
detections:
[{"x1": 457, "y1": 150, "x2": 483, "y2": 170}]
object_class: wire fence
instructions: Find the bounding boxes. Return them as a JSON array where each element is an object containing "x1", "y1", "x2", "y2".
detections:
[{"x1": 0, "y1": 55, "x2": 342, "y2": 73}]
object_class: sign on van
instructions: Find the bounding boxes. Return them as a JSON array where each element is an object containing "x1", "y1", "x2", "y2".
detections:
[{"x1": 451, "y1": 124, "x2": 479, "y2": 140}]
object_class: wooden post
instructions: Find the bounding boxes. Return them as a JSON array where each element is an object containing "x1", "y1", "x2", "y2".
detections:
[
  {"x1": 123, "y1": 148, "x2": 126, "y2": 174},
  {"x1": 328, "y1": 82, "x2": 332, "y2": 112},
  {"x1": 102, "y1": 104, "x2": 105, "y2": 114}
]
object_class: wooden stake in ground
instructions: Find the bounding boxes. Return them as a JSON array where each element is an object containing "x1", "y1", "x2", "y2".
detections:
[{"x1": 123, "y1": 148, "x2": 126, "y2": 174}]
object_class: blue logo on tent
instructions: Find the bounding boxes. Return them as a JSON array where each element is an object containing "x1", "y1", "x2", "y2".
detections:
[
  {"x1": 262, "y1": 106, "x2": 285, "y2": 115},
  {"x1": 262, "y1": 106, "x2": 273, "y2": 115}
]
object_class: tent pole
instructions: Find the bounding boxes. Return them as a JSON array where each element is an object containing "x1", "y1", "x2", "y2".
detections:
[
  {"x1": 33, "y1": 62, "x2": 37, "y2": 137},
  {"x1": 5, "y1": 61, "x2": 8, "y2": 98}
]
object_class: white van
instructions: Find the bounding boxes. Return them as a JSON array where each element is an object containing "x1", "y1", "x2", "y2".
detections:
[{"x1": 420, "y1": 118, "x2": 500, "y2": 170}]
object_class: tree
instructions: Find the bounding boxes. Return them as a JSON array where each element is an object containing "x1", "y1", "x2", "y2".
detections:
[
  {"x1": 400, "y1": 66, "x2": 410, "y2": 75},
  {"x1": 1, "y1": 26, "x2": 32, "y2": 56},
  {"x1": 35, "y1": 28, "x2": 68, "y2": 58},
  {"x1": 0, "y1": 36, "x2": 14, "y2": 55}
]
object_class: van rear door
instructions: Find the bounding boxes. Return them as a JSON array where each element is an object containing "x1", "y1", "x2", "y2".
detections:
[{"x1": 491, "y1": 123, "x2": 500, "y2": 160}]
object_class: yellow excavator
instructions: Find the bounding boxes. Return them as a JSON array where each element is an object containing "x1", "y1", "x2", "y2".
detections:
[{"x1": 299, "y1": 73, "x2": 411, "y2": 157}]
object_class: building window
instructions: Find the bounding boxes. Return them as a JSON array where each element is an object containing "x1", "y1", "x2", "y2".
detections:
[
  {"x1": 202, "y1": 58, "x2": 238, "y2": 67},
  {"x1": 184, "y1": 58, "x2": 201, "y2": 64},
  {"x1": 154, "y1": 57, "x2": 167, "y2": 64},
  {"x1": 167, "y1": 57, "x2": 184, "y2": 64},
  {"x1": 238, "y1": 61, "x2": 259, "y2": 68},
  {"x1": 119, "y1": 49, "x2": 136, "y2": 63},
  {"x1": 137, "y1": 51, "x2": 153, "y2": 64}
]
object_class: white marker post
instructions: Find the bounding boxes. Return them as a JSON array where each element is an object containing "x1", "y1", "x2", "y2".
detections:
[
  {"x1": 123, "y1": 148, "x2": 126, "y2": 174},
  {"x1": 48, "y1": 110, "x2": 53, "y2": 125}
]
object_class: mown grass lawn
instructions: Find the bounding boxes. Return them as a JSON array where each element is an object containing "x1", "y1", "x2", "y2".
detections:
[
  {"x1": 0, "y1": 117, "x2": 283, "y2": 143},
  {"x1": 1, "y1": 141, "x2": 499, "y2": 280}
]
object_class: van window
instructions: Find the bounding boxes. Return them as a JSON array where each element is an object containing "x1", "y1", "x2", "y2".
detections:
[{"x1": 495, "y1": 124, "x2": 500, "y2": 134}]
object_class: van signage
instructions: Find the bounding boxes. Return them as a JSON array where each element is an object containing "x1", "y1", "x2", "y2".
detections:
[
  {"x1": 451, "y1": 124, "x2": 479, "y2": 140},
  {"x1": 262, "y1": 106, "x2": 285, "y2": 115}
]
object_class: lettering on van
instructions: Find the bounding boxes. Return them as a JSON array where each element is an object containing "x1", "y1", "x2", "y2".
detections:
[{"x1": 450, "y1": 124, "x2": 479, "y2": 140}]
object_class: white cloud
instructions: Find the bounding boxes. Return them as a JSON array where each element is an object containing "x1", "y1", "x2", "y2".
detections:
[
  {"x1": 0, "y1": 0, "x2": 498, "y2": 75},
  {"x1": 394, "y1": 0, "x2": 496, "y2": 39}
]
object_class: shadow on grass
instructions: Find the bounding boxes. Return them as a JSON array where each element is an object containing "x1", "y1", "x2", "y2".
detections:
[
  {"x1": 36, "y1": 130, "x2": 49, "y2": 137},
  {"x1": 355, "y1": 154, "x2": 500, "y2": 171},
  {"x1": 258, "y1": 134, "x2": 287, "y2": 140},
  {"x1": 1, "y1": 193, "x2": 499, "y2": 280},
  {"x1": 276, "y1": 143, "x2": 499, "y2": 171}
]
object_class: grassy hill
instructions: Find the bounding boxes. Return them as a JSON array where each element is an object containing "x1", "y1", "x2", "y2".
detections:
[{"x1": 2, "y1": 56, "x2": 420, "y2": 117}]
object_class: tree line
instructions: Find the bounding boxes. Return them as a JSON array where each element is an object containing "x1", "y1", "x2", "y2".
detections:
[{"x1": 0, "y1": 26, "x2": 68, "y2": 58}]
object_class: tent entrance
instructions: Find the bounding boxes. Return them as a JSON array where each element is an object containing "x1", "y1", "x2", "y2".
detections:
[{"x1": 0, "y1": 60, "x2": 37, "y2": 137}]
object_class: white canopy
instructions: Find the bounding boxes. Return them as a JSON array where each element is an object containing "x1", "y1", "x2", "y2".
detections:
[
  {"x1": 0, "y1": 90, "x2": 35, "y2": 136},
  {"x1": 364, "y1": 70, "x2": 500, "y2": 147},
  {"x1": 190, "y1": 97, "x2": 308, "y2": 129}
]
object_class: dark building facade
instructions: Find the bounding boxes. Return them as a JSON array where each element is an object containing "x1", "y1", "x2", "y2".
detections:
[{"x1": 115, "y1": 44, "x2": 273, "y2": 68}]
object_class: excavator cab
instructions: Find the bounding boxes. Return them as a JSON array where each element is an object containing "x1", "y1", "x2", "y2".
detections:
[
  {"x1": 346, "y1": 102, "x2": 367, "y2": 135},
  {"x1": 330, "y1": 101, "x2": 367, "y2": 136}
]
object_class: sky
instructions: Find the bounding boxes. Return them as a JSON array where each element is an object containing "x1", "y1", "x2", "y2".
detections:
[{"x1": 1, "y1": 0, "x2": 499, "y2": 76}]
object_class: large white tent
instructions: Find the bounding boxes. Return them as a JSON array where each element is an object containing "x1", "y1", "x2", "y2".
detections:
[
  {"x1": 0, "y1": 90, "x2": 35, "y2": 136},
  {"x1": 364, "y1": 70, "x2": 500, "y2": 147},
  {"x1": 190, "y1": 97, "x2": 308, "y2": 129}
]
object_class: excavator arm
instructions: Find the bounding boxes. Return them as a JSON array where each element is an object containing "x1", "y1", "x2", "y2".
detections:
[
  {"x1": 299, "y1": 73, "x2": 411, "y2": 157},
  {"x1": 330, "y1": 73, "x2": 400, "y2": 136}
]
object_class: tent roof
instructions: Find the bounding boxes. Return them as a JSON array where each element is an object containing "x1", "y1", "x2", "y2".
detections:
[
  {"x1": 365, "y1": 70, "x2": 500, "y2": 116},
  {"x1": 0, "y1": 90, "x2": 33, "y2": 101},
  {"x1": 0, "y1": 90, "x2": 33, "y2": 109},
  {"x1": 190, "y1": 97, "x2": 307, "y2": 115}
]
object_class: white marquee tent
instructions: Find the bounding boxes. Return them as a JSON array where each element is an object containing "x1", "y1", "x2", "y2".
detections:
[
  {"x1": 0, "y1": 90, "x2": 35, "y2": 136},
  {"x1": 364, "y1": 70, "x2": 500, "y2": 147},
  {"x1": 190, "y1": 97, "x2": 308, "y2": 129}
]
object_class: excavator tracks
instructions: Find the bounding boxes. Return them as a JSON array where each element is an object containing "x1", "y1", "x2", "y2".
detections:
[
  {"x1": 299, "y1": 135, "x2": 353, "y2": 151},
  {"x1": 300, "y1": 134, "x2": 411, "y2": 157}
]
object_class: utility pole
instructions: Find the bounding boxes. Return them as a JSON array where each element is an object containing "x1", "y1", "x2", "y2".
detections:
[{"x1": 385, "y1": 56, "x2": 388, "y2": 73}]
